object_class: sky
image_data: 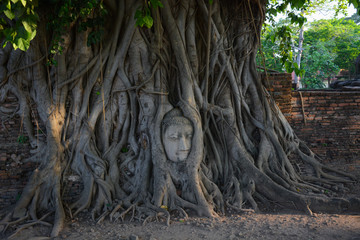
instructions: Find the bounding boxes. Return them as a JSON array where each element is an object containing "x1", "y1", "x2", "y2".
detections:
[
  {"x1": 274, "y1": 3, "x2": 357, "y2": 23},
  {"x1": 307, "y1": 4, "x2": 357, "y2": 22}
]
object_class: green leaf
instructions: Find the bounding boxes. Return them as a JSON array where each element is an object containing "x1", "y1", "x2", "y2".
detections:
[
  {"x1": 270, "y1": 34, "x2": 275, "y2": 43},
  {"x1": 20, "y1": 0, "x2": 26, "y2": 7},
  {"x1": 284, "y1": 61, "x2": 294, "y2": 73},
  {"x1": 121, "y1": 147, "x2": 129, "y2": 153},
  {"x1": 12, "y1": 25, "x2": 36, "y2": 51},
  {"x1": 135, "y1": 9, "x2": 145, "y2": 27},
  {"x1": 143, "y1": 15, "x2": 153, "y2": 28},
  {"x1": 290, "y1": 0, "x2": 306, "y2": 9},
  {"x1": 150, "y1": 0, "x2": 163, "y2": 8},
  {"x1": 4, "y1": 9, "x2": 15, "y2": 20},
  {"x1": 6, "y1": 1, "x2": 11, "y2": 10},
  {"x1": 13, "y1": 37, "x2": 30, "y2": 51},
  {"x1": 22, "y1": 20, "x2": 33, "y2": 32},
  {"x1": 288, "y1": 51, "x2": 293, "y2": 60},
  {"x1": 293, "y1": 62, "x2": 299, "y2": 69},
  {"x1": 349, "y1": 0, "x2": 358, "y2": 8},
  {"x1": 11, "y1": 0, "x2": 19, "y2": 3},
  {"x1": 17, "y1": 135, "x2": 28, "y2": 144}
]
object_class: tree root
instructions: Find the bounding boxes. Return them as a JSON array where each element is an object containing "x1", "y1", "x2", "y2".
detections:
[
  {"x1": 0, "y1": 212, "x2": 29, "y2": 233},
  {"x1": 4, "y1": 211, "x2": 52, "y2": 239},
  {"x1": 108, "y1": 201, "x2": 171, "y2": 227},
  {"x1": 225, "y1": 201, "x2": 256, "y2": 214},
  {"x1": 1, "y1": 1, "x2": 358, "y2": 238}
]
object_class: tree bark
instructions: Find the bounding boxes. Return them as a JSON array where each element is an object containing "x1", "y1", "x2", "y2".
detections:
[{"x1": 0, "y1": 0, "x2": 356, "y2": 237}]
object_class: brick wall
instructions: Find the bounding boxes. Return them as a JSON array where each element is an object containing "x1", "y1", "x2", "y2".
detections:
[
  {"x1": 289, "y1": 90, "x2": 360, "y2": 165},
  {"x1": 262, "y1": 72, "x2": 293, "y2": 119},
  {"x1": 0, "y1": 95, "x2": 38, "y2": 209},
  {"x1": 0, "y1": 95, "x2": 82, "y2": 210}
]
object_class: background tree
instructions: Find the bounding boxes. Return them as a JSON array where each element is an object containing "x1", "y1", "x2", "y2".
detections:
[
  {"x1": 257, "y1": 21, "x2": 294, "y2": 72},
  {"x1": 304, "y1": 18, "x2": 360, "y2": 76},
  {"x1": 301, "y1": 41, "x2": 340, "y2": 88},
  {"x1": 0, "y1": 0, "x2": 358, "y2": 238},
  {"x1": 260, "y1": 9, "x2": 360, "y2": 88},
  {"x1": 345, "y1": 12, "x2": 360, "y2": 23}
]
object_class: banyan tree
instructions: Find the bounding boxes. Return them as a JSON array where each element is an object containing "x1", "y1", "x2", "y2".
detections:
[{"x1": 0, "y1": 0, "x2": 357, "y2": 237}]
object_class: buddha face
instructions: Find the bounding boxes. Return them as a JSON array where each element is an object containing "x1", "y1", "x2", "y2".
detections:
[{"x1": 163, "y1": 123, "x2": 193, "y2": 162}]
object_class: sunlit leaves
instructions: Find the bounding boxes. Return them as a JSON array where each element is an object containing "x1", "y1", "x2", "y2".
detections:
[
  {"x1": 4, "y1": 9, "x2": 15, "y2": 20},
  {"x1": 0, "y1": 0, "x2": 38, "y2": 51},
  {"x1": 0, "y1": 0, "x2": 108, "y2": 53},
  {"x1": 262, "y1": 0, "x2": 360, "y2": 77},
  {"x1": 261, "y1": 22, "x2": 304, "y2": 76},
  {"x1": 135, "y1": 0, "x2": 163, "y2": 28},
  {"x1": 304, "y1": 19, "x2": 360, "y2": 72},
  {"x1": 301, "y1": 42, "x2": 339, "y2": 89},
  {"x1": 260, "y1": 15, "x2": 359, "y2": 89},
  {"x1": 135, "y1": 8, "x2": 154, "y2": 28}
]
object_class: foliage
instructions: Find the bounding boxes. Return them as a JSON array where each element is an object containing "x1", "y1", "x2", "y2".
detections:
[
  {"x1": 47, "y1": 0, "x2": 107, "y2": 56},
  {"x1": 17, "y1": 135, "x2": 28, "y2": 144},
  {"x1": 259, "y1": 1, "x2": 360, "y2": 87},
  {"x1": 304, "y1": 18, "x2": 360, "y2": 74},
  {"x1": 301, "y1": 41, "x2": 340, "y2": 88},
  {"x1": 261, "y1": 0, "x2": 360, "y2": 75},
  {"x1": 258, "y1": 22, "x2": 297, "y2": 72},
  {"x1": 258, "y1": 18, "x2": 306, "y2": 77},
  {"x1": 0, "y1": 0, "x2": 107, "y2": 53},
  {"x1": 345, "y1": 12, "x2": 360, "y2": 23},
  {"x1": 264, "y1": 0, "x2": 308, "y2": 75},
  {"x1": 259, "y1": 18, "x2": 358, "y2": 88},
  {"x1": 0, "y1": 0, "x2": 39, "y2": 51},
  {"x1": 257, "y1": 26, "x2": 284, "y2": 72},
  {"x1": 134, "y1": 0, "x2": 163, "y2": 28}
]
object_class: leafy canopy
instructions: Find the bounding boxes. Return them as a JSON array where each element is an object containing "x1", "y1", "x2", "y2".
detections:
[
  {"x1": 0, "y1": 0, "x2": 39, "y2": 51},
  {"x1": 1, "y1": 0, "x2": 359, "y2": 76},
  {"x1": 262, "y1": 0, "x2": 359, "y2": 75},
  {"x1": 135, "y1": 0, "x2": 164, "y2": 28},
  {"x1": 301, "y1": 41, "x2": 340, "y2": 88},
  {"x1": 46, "y1": 0, "x2": 107, "y2": 62},
  {"x1": 304, "y1": 18, "x2": 360, "y2": 72},
  {"x1": 1, "y1": 0, "x2": 107, "y2": 54}
]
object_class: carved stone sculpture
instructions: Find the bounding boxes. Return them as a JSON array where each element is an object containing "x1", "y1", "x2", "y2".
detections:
[{"x1": 161, "y1": 108, "x2": 193, "y2": 162}]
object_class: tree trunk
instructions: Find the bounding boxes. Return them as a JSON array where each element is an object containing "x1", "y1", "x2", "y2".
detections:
[
  {"x1": 0, "y1": 0, "x2": 356, "y2": 237},
  {"x1": 294, "y1": 25, "x2": 304, "y2": 89}
]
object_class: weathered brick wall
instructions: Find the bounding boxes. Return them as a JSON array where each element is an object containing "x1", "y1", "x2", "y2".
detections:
[
  {"x1": 0, "y1": 95, "x2": 82, "y2": 210},
  {"x1": 289, "y1": 90, "x2": 360, "y2": 165},
  {"x1": 0, "y1": 95, "x2": 38, "y2": 209},
  {"x1": 262, "y1": 72, "x2": 293, "y2": 119}
]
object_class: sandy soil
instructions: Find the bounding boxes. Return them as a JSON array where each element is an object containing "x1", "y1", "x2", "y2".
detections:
[{"x1": 2, "y1": 209, "x2": 359, "y2": 240}]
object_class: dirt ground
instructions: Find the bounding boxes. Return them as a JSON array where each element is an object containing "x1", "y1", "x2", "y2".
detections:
[{"x1": 1, "y1": 209, "x2": 359, "y2": 240}]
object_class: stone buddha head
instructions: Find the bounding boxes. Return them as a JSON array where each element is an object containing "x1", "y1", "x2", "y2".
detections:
[{"x1": 161, "y1": 108, "x2": 193, "y2": 162}]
